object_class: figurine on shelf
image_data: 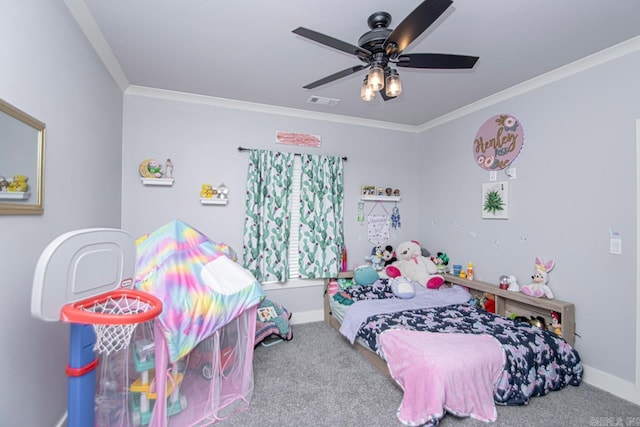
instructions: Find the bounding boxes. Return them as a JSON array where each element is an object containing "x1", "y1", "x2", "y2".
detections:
[
  {"x1": 393, "y1": 189, "x2": 400, "y2": 197},
  {"x1": 217, "y1": 183, "x2": 229, "y2": 199},
  {"x1": 165, "y1": 158, "x2": 174, "y2": 179},
  {"x1": 147, "y1": 159, "x2": 163, "y2": 178},
  {"x1": 201, "y1": 184, "x2": 215, "y2": 199}
]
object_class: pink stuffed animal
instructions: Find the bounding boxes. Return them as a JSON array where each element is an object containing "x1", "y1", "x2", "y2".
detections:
[{"x1": 520, "y1": 257, "x2": 555, "y2": 299}]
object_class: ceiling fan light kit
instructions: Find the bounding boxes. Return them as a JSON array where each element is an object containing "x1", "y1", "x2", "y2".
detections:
[
  {"x1": 293, "y1": 0, "x2": 478, "y2": 102},
  {"x1": 367, "y1": 65, "x2": 385, "y2": 92},
  {"x1": 361, "y1": 77, "x2": 377, "y2": 101},
  {"x1": 385, "y1": 69, "x2": 402, "y2": 97}
]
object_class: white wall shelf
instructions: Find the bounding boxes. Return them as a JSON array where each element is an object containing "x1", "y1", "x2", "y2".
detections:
[
  {"x1": 360, "y1": 195, "x2": 401, "y2": 202},
  {"x1": 200, "y1": 198, "x2": 228, "y2": 205},
  {"x1": 0, "y1": 192, "x2": 29, "y2": 200},
  {"x1": 141, "y1": 178, "x2": 174, "y2": 186}
]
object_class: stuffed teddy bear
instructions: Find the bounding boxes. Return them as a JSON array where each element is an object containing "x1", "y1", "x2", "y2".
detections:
[
  {"x1": 385, "y1": 240, "x2": 443, "y2": 289},
  {"x1": 520, "y1": 256, "x2": 555, "y2": 299}
]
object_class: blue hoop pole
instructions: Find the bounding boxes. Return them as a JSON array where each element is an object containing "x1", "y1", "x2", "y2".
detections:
[{"x1": 67, "y1": 323, "x2": 98, "y2": 427}]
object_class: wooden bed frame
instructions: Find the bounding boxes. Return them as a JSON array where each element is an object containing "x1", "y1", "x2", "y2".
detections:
[
  {"x1": 323, "y1": 271, "x2": 393, "y2": 380},
  {"x1": 323, "y1": 270, "x2": 577, "y2": 379}
]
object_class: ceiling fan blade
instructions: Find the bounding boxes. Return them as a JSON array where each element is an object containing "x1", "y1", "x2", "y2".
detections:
[
  {"x1": 303, "y1": 64, "x2": 368, "y2": 89},
  {"x1": 293, "y1": 27, "x2": 371, "y2": 60},
  {"x1": 383, "y1": 0, "x2": 453, "y2": 56},
  {"x1": 396, "y1": 53, "x2": 479, "y2": 69}
]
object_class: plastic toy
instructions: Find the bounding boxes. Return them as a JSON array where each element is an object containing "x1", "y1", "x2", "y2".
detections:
[
  {"x1": 521, "y1": 257, "x2": 555, "y2": 299},
  {"x1": 507, "y1": 275, "x2": 520, "y2": 292},
  {"x1": 129, "y1": 349, "x2": 187, "y2": 427},
  {"x1": 187, "y1": 344, "x2": 235, "y2": 379},
  {"x1": 7, "y1": 175, "x2": 28, "y2": 192},
  {"x1": 550, "y1": 311, "x2": 563, "y2": 336},
  {"x1": 499, "y1": 275, "x2": 510, "y2": 290},
  {"x1": 147, "y1": 160, "x2": 163, "y2": 178},
  {"x1": 200, "y1": 184, "x2": 215, "y2": 198}
]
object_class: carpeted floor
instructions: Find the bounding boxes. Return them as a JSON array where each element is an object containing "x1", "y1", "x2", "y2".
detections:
[{"x1": 216, "y1": 322, "x2": 640, "y2": 427}]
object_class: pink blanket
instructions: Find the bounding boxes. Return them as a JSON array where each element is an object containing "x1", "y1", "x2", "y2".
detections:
[{"x1": 380, "y1": 330, "x2": 505, "y2": 426}]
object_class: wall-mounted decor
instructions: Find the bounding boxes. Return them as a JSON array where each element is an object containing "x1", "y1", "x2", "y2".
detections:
[
  {"x1": 474, "y1": 114, "x2": 524, "y2": 171},
  {"x1": 0, "y1": 98, "x2": 46, "y2": 215},
  {"x1": 482, "y1": 181, "x2": 509, "y2": 219},
  {"x1": 139, "y1": 158, "x2": 174, "y2": 185},
  {"x1": 275, "y1": 131, "x2": 321, "y2": 148},
  {"x1": 200, "y1": 182, "x2": 229, "y2": 205}
]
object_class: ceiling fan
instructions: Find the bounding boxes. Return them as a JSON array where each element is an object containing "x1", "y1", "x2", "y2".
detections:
[{"x1": 292, "y1": 0, "x2": 478, "y2": 101}]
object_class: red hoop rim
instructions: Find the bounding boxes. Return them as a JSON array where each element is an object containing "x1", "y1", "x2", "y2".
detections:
[{"x1": 60, "y1": 288, "x2": 162, "y2": 325}]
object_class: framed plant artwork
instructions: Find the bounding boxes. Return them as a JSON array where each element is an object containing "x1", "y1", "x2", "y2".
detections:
[{"x1": 482, "y1": 181, "x2": 509, "y2": 219}]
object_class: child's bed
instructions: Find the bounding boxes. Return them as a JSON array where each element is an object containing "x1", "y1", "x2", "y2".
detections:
[{"x1": 325, "y1": 277, "x2": 583, "y2": 427}]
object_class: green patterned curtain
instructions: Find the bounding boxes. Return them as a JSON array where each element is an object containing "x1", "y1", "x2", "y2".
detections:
[
  {"x1": 298, "y1": 154, "x2": 344, "y2": 278},
  {"x1": 242, "y1": 150, "x2": 294, "y2": 282}
]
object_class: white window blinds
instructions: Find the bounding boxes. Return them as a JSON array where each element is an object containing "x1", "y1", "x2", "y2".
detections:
[{"x1": 287, "y1": 156, "x2": 302, "y2": 279}]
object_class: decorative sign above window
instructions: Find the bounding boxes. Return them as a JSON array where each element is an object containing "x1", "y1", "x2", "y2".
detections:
[
  {"x1": 473, "y1": 114, "x2": 524, "y2": 171},
  {"x1": 275, "y1": 131, "x2": 321, "y2": 148}
]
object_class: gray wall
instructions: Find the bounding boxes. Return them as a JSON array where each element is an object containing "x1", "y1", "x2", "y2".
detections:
[
  {"x1": 0, "y1": 2, "x2": 124, "y2": 426},
  {"x1": 120, "y1": 90, "x2": 423, "y2": 269},
  {"x1": 419, "y1": 50, "x2": 640, "y2": 390}
]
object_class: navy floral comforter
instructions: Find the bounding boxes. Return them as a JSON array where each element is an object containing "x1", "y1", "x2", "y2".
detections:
[{"x1": 356, "y1": 301, "x2": 583, "y2": 405}]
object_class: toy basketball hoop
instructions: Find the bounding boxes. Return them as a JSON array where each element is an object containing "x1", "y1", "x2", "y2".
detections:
[
  {"x1": 61, "y1": 288, "x2": 162, "y2": 354},
  {"x1": 30, "y1": 228, "x2": 162, "y2": 427}
]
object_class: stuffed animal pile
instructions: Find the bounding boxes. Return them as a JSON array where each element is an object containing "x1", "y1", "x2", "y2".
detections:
[{"x1": 385, "y1": 240, "x2": 444, "y2": 289}]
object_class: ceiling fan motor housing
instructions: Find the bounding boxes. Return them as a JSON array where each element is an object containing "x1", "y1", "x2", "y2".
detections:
[{"x1": 358, "y1": 11, "x2": 393, "y2": 55}]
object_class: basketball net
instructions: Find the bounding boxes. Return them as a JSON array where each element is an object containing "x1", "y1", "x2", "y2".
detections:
[{"x1": 83, "y1": 293, "x2": 156, "y2": 355}]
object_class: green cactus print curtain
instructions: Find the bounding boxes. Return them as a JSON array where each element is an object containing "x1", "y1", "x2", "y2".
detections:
[
  {"x1": 243, "y1": 150, "x2": 294, "y2": 282},
  {"x1": 298, "y1": 154, "x2": 344, "y2": 279}
]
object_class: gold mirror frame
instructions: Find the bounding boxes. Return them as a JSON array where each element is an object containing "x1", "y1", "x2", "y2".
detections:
[{"x1": 0, "y1": 98, "x2": 45, "y2": 215}]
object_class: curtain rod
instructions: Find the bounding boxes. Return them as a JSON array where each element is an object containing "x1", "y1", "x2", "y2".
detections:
[{"x1": 237, "y1": 146, "x2": 347, "y2": 162}]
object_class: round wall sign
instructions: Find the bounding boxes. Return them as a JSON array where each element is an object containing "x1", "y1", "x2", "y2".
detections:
[{"x1": 473, "y1": 114, "x2": 524, "y2": 170}]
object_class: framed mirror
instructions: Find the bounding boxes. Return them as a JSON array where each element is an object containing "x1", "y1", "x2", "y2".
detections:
[{"x1": 0, "y1": 98, "x2": 45, "y2": 215}]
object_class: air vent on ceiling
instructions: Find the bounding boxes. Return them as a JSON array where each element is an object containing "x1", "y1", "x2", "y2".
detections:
[{"x1": 307, "y1": 96, "x2": 340, "y2": 107}]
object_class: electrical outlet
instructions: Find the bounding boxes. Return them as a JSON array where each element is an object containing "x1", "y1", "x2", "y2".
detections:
[{"x1": 489, "y1": 171, "x2": 497, "y2": 181}]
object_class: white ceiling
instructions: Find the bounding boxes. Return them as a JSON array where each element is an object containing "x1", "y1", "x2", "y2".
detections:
[{"x1": 69, "y1": 0, "x2": 640, "y2": 127}]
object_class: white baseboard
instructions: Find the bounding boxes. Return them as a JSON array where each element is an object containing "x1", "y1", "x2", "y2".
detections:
[
  {"x1": 54, "y1": 411, "x2": 67, "y2": 427},
  {"x1": 582, "y1": 364, "x2": 639, "y2": 405}
]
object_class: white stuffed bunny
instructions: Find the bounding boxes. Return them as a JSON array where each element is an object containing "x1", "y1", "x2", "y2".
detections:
[{"x1": 520, "y1": 257, "x2": 555, "y2": 299}]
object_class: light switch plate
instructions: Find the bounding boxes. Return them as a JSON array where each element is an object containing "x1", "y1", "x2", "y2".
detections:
[{"x1": 610, "y1": 238, "x2": 622, "y2": 254}]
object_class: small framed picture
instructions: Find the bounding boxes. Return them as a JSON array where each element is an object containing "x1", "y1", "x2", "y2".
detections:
[
  {"x1": 257, "y1": 306, "x2": 278, "y2": 322},
  {"x1": 482, "y1": 181, "x2": 509, "y2": 219},
  {"x1": 361, "y1": 185, "x2": 376, "y2": 196}
]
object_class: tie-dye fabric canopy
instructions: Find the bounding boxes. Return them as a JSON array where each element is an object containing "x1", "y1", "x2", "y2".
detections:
[{"x1": 135, "y1": 219, "x2": 264, "y2": 362}]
